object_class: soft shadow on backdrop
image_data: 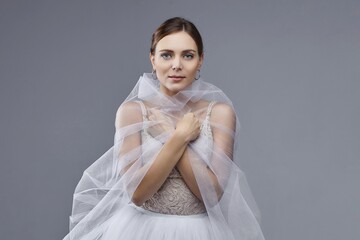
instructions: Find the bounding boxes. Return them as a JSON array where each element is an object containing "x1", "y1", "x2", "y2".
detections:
[{"x1": 0, "y1": 0, "x2": 359, "y2": 239}]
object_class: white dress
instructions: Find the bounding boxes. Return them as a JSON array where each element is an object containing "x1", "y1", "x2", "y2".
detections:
[
  {"x1": 63, "y1": 73, "x2": 265, "y2": 240},
  {"x1": 101, "y1": 101, "x2": 216, "y2": 240}
]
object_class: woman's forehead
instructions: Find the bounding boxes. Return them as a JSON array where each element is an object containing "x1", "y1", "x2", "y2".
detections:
[{"x1": 155, "y1": 31, "x2": 198, "y2": 52}]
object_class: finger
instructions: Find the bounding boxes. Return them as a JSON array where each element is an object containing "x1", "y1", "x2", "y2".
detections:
[
  {"x1": 195, "y1": 118, "x2": 199, "y2": 125},
  {"x1": 190, "y1": 112, "x2": 197, "y2": 120}
]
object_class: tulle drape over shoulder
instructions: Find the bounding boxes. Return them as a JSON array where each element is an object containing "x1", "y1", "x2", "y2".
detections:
[{"x1": 63, "y1": 73, "x2": 265, "y2": 240}]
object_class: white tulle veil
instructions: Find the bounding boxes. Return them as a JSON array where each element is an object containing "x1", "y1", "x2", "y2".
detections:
[{"x1": 63, "y1": 73, "x2": 265, "y2": 240}]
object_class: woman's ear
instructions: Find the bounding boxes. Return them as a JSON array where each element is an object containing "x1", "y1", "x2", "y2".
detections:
[
  {"x1": 149, "y1": 53, "x2": 155, "y2": 69},
  {"x1": 198, "y1": 53, "x2": 204, "y2": 68}
]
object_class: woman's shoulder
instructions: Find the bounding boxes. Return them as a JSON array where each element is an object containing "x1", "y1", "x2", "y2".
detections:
[
  {"x1": 211, "y1": 102, "x2": 234, "y2": 114},
  {"x1": 116, "y1": 101, "x2": 143, "y2": 114},
  {"x1": 209, "y1": 102, "x2": 236, "y2": 126},
  {"x1": 192, "y1": 100, "x2": 234, "y2": 115},
  {"x1": 115, "y1": 101, "x2": 143, "y2": 128}
]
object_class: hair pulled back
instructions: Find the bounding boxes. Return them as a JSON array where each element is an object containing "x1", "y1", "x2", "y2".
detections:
[{"x1": 150, "y1": 17, "x2": 203, "y2": 57}]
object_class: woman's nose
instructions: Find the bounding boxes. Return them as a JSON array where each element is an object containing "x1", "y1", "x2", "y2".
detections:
[{"x1": 172, "y1": 56, "x2": 182, "y2": 70}]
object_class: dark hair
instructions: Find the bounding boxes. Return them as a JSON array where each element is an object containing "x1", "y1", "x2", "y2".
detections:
[{"x1": 150, "y1": 17, "x2": 203, "y2": 56}]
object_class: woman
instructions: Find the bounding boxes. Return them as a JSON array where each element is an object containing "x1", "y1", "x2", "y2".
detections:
[{"x1": 64, "y1": 17, "x2": 265, "y2": 240}]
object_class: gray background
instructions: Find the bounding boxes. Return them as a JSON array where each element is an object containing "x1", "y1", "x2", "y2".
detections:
[{"x1": 1, "y1": 0, "x2": 359, "y2": 239}]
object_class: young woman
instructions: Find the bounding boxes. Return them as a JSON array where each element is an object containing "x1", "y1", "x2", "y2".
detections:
[{"x1": 64, "y1": 17, "x2": 265, "y2": 240}]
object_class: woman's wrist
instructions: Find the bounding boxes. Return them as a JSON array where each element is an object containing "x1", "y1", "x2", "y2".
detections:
[{"x1": 172, "y1": 129, "x2": 191, "y2": 145}]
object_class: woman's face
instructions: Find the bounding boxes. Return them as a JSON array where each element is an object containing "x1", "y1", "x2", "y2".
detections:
[{"x1": 150, "y1": 31, "x2": 203, "y2": 96}]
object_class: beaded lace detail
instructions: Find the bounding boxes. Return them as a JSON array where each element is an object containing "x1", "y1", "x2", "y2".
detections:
[{"x1": 137, "y1": 101, "x2": 216, "y2": 215}]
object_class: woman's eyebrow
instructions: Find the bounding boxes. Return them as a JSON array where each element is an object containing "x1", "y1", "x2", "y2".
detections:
[{"x1": 158, "y1": 49, "x2": 197, "y2": 53}]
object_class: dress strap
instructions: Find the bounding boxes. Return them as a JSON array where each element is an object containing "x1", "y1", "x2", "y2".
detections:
[
  {"x1": 200, "y1": 101, "x2": 216, "y2": 138},
  {"x1": 136, "y1": 101, "x2": 148, "y2": 121},
  {"x1": 205, "y1": 101, "x2": 216, "y2": 119},
  {"x1": 136, "y1": 101, "x2": 151, "y2": 137}
]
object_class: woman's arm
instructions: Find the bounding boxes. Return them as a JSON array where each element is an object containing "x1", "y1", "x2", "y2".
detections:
[
  {"x1": 176, "y1": 148, "x2": 223, "y2": 201},
  {"x1": 176, "y1": 103, "x2": 236, "y2": 201},
  {"x1": 116, "y1": 102, "x2": 201, "y2": 206},
  {"x1": 131, "y1": 129, "x2": 191, "y2": 206}
]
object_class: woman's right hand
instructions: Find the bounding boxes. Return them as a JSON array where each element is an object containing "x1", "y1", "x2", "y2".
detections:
[{"x1": 175, "y1": 112, "x2": 201, "y2": 143}]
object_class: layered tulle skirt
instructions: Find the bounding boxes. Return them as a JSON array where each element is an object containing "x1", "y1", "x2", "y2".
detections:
[{"x1": 101, "y1": 203, "x2": 213, "y2": 240}]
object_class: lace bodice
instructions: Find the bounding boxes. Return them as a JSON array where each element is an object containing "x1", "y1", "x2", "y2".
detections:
[{"x1": 137, "y1": 101, "x2": 216, "y2": 215}]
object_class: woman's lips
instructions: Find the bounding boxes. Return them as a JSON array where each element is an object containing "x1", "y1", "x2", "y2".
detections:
[{"x1": 168, "y1": 76, "x2": 185, "y2": 81}]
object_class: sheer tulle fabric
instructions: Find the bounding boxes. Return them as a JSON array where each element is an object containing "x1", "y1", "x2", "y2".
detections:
[{"x1": 63, "y1": 73, "x2": 265, "y2": 240}]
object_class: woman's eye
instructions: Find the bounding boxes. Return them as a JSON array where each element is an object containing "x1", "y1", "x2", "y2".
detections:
[
  {"x1": 160, "y1": 53, "x2": 172, "y2": 60},
  {"x1": 183, "y1": 54, "x2": 194, "y2": 60}
]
